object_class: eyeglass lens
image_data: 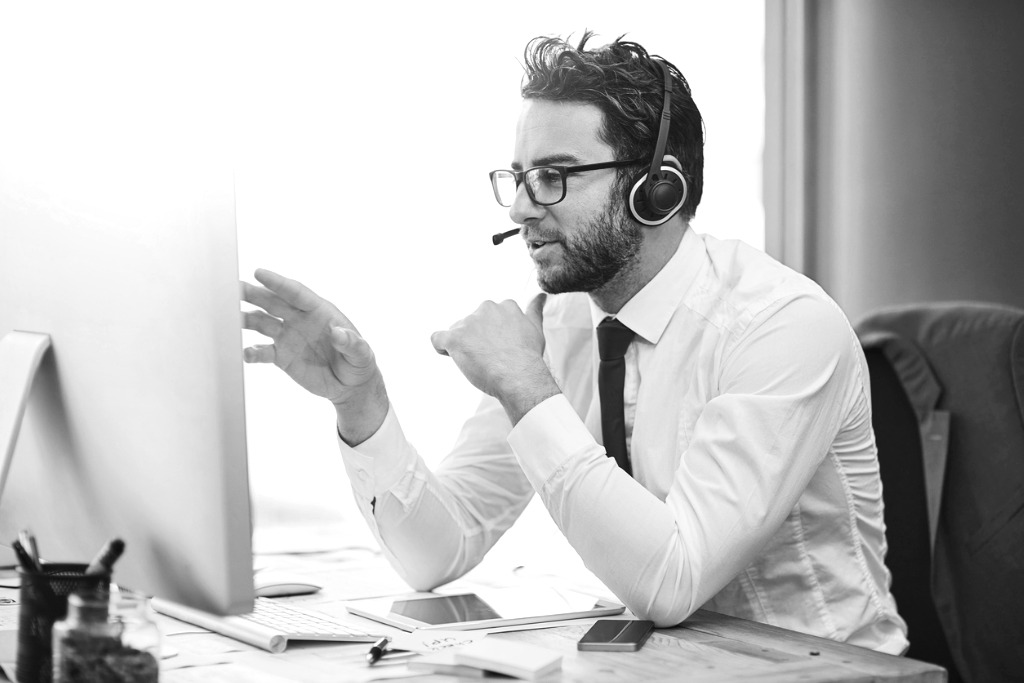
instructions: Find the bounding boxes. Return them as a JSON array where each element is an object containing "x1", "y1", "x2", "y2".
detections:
[{"x1": 490, "y1": 168, "x2": 565, "y2": 207}]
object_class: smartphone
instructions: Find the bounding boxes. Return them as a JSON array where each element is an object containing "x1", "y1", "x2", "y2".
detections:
[{"x1": 577, "y1": 619, "x2": 655, "y2": 652}]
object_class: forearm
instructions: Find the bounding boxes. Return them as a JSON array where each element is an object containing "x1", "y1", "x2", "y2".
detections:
[
  {"x1": 515, "y1": 419, "x2": 703, "y2": 626},
  {"x1": 509, "y1": 394, "x2": 837, "y2": 627},
  {"x1": 341, "y1": 397, "x2": 533, "y2": 590},
  {"x1": 364, "y1": 472, "x2": 487, "y2": 591}
]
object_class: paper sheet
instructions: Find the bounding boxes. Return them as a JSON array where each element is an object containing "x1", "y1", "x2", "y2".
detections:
[
  {"x1": 390, "y1": 628, "x2": 488, "y2": 653},
  {"x1": 0, "y1": 605, "x2": 18, "y2": 631},
  {"x1": 0, "y1": 630, "x2": 18, "y2": 679}
]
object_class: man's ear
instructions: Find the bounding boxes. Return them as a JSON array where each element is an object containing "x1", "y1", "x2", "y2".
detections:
[{"x1": 662, "y1": 154, "x2": 683, "y2": 171}]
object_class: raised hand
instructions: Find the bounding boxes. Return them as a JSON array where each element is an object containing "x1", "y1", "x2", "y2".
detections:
[
  {"x1": 241, "y1": 268, "x2": 388, "y2": 443},
  {"x1": 430, "y1": 293, "x2": 559, "y2": 425}
]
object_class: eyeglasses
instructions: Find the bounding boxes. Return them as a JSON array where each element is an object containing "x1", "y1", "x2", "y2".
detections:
[{"x1": 489, "y1": 159, "x2": 643, "y2": 207}]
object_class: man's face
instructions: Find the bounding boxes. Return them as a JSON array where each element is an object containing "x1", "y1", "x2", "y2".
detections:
[{"x1": 509, "y1": 99, "x2": 642, "y2": 294}]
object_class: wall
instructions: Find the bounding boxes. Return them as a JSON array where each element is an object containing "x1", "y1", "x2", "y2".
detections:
[{"x1": 767, "y1": 0, "x2": 1024, "y2": 323}]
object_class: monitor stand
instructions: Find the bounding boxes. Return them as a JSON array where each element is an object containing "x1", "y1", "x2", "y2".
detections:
[{"x1": 0, "y1": 331, "x2": 52, "y2": 504}]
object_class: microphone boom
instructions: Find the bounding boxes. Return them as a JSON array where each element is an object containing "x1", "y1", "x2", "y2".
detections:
[{"x1": 491, "y1": 228, "x2": 521, "y2": 246}]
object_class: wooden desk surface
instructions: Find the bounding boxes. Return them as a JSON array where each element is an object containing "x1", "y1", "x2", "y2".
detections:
[
  {"x1": 155, "y1": 548, "x2": 946, "y2": 683},
  {"x1": 491, "y1": 610, "x2": 946, "y2": 682},
  {"x1": 0, "y1": 542, "x2": 948, "y2": 682},
  {"x1": 12, "y1": 547, "x2": 940, "y2": 683}
]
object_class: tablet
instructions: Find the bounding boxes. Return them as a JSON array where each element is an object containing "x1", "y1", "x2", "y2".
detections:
[{"x1": 344, "y1": 586, "x2": 624, "y2": 631}]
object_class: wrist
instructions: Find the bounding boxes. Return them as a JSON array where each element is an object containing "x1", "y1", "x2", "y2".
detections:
[
  {"x1": 496, "y1": 365, "x2": 562, "y2": 426},
  {"x1": 334, "y1": 373, "x2": 390, "y2": 446}
]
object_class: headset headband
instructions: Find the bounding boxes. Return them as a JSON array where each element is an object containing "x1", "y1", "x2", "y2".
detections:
[{"x1": 646, "y1": 60, "x2": 674, "y2": 187}]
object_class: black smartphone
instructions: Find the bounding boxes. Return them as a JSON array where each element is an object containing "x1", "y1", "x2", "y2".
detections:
[{"x1": 577, "y1": 619, "x2": 655, "y2": 652}]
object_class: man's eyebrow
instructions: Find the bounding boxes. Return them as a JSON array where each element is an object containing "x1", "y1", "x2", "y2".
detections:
[{"x1": 511, "y1": 153, "x2": 580, "y2": 171}]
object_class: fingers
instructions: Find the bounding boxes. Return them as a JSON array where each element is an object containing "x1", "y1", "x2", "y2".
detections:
[
  {"x1": 254, "y1": 268, "x2": 322, "y2": 313},
  {"x1": 241, "y1": 309, "x2": 283, "y2": 339},
  {"x1": 243, "y1": 343, "x2": 276, "y2": 364},
  {"x1": 240, "y1": 280, "x2": 293, "y2": 320},
  {"x1": 240, "y1": 301, "x2": 282, "y2": 365},
  {"x1": 330, "y1": 327, "x2": 377, "y2": 370}
]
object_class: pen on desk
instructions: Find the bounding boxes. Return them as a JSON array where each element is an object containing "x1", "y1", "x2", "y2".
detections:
[
  {"x1": 366, "y1": 637, "x2": 413, "y2": 665},
  {"x1": 366, "y1": 636, "x2": 391, "y2": 665},
  {"x1": 376, "y1": 649, "x2": 417, "y2": 664},
  {"x1": 85, "y1": 538, "x2": 125, "y2": 575},
  {"x1": 18, "y1": 529, "x2": 42, "y2": 571}
]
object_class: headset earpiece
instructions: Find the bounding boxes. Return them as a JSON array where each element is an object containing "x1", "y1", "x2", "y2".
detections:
[
  {"x1": 627, "y1": 59, "x2": 688, "y2": 227},
  {"x1": 628, "y1": 165, "x2": 687, "y2": 226}
]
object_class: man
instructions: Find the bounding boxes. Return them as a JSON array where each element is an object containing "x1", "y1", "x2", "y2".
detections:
[{"x1": 241, "y1": 33, "x2": 908, "y2": 653}]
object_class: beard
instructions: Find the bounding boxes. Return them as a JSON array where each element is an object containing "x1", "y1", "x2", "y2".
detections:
[{"x1": 535, "y1": 195, "x2": 643, "y2": 294}]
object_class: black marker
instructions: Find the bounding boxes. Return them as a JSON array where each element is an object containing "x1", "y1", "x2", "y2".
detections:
[
  {"x1": 85, "y1": 538, "x2": 125, "y2": 575},
  {"x1": 11, "y1": 539, "x2": 40, "y2": 573},
  {"x1": 18, "y1": 529, "x2": 42, "y2": 571}
]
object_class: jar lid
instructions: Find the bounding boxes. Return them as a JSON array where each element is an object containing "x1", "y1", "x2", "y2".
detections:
[{"x1": 68, "y1": 591, "x2": 111, "y2": 620}]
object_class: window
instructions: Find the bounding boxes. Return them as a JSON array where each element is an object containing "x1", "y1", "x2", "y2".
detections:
[{"x1": 230, "y1": 4, "x2": 765, "y2": 542}]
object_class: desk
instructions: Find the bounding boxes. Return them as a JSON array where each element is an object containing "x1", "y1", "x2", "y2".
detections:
[
  {"x1": 493, "y1": 611, "x2": 945, "y2": 682},
  {"x1": 151, "y1": 609, "x2": 945, "y2": 683},
  {"x1": 149, "y1": 551, "x2": 945, "y2": 683},
  {"x1": 0, "y1": 554, "x2": 946, "y2": 682}
]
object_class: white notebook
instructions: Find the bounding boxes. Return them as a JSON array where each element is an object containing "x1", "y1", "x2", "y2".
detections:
[
  {"x1": 448, "y1": 638, "x2": 562, "y2": 680},
  {"x1": 408, "y1": 651, "x2": 486, "y2": 678}
]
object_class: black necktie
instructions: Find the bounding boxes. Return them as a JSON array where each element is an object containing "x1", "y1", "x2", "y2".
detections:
[{"x1": 597, "y1": 317, "x2": 636, "y2": 475}]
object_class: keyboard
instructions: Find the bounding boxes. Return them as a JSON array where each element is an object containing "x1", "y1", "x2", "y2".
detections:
[{"x1": 152, "y1": 596, "x2": 384, "y2": 653}]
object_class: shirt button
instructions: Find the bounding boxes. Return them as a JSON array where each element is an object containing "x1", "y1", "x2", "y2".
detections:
[{"x1": 357, "y1": 469, "x2": 369, "y2": 481}]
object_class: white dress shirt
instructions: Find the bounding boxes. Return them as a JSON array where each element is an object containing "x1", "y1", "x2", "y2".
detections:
[{"x1": 339, "y1": 229, "x2": 909, "y2": 654}]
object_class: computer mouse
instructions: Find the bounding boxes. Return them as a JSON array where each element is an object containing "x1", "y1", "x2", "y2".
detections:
[{"x1": 253, "y1": 572, "x2": 323, "y2": 598}]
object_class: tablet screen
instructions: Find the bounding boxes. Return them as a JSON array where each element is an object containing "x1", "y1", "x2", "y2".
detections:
[
  {"x1": 390, "y1": 593, "x2": 503, "y2": 625},
  {"x1": 345, "y1": 586, "x2": 624, "y2": 631}
]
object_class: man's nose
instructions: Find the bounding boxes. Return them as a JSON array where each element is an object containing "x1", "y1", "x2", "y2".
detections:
[{"x1": 509, "y1": 181, "x2": 545, "y2": 225}]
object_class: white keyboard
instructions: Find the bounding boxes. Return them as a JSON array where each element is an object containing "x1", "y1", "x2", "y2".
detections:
[
  {"x1": 152, "y1": 596, "x2": 384, "y2": 653},
  {"x1": 242, "y1": 598, "x2": 379, "y2": 639}
]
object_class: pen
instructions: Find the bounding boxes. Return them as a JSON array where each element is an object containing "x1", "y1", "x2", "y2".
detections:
[
  {"x1": 18, "y1": 529, "x2": 42, "y2": 571},
  {"x1": 85, "y1": 538, "x2": 125, "y2": 576},
  {"x1": 366, "y1": 637, "x2": 413, "y2": 665},
  {"x1": 11, "y1": 539, "x2": 40, "y2": 574},
  {"x1": 366, "y1": 636, "x2": 390, "y2": 665}
]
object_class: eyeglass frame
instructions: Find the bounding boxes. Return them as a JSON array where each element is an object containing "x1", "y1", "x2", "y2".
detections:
[{"x1": 488, "y1": 158, "x2": 644, "y2": 207}]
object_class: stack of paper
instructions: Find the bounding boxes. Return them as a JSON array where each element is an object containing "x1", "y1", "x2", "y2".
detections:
[
  {"x1": 411, "y1": 638, "x2": 562, "y2": 680},
  {"x1": 408, "y1": 651, "x2": 486, "y2": 678}
]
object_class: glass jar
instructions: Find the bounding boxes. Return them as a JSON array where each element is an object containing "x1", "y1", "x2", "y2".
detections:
[
  {"x1": 52, "y1": 590, "x2": 160, "y2": 683},
  {"x1": 109, "y1": 590, "x2": 161, "y2": 663}
]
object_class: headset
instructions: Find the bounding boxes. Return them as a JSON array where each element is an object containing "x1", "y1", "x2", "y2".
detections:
[
  {"x1": 626, "y1": 59, "x2": 688, "y2": 226},
  {"x1": 492, "y1": 58, "x2": 687, "y2": 245}
]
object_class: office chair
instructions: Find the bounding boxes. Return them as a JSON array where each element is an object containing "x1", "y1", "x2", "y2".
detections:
[{"x1": 856, "y1": 302, "x2": 1024, "y2": 683}]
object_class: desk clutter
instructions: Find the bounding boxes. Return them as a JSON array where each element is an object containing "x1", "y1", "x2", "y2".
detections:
[
  {"x1": 8, "y1": 529, "x2": 159, "y2": 683},
  {"x1": 1, "y1": 542, "x2": 949, "y2": 682}
]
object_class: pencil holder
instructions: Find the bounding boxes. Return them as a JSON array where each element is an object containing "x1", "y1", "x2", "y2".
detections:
[{"x1": 16, "y1": 563, "x2": 109, "y2": 683}]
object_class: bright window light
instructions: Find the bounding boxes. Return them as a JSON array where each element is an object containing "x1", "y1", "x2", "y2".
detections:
[
  {"x1": 232, "y1": 5, "x2": 765, "y2": 518},
  {"x1": 0, "y1": 3, "x2": 765, "y2": 557}
]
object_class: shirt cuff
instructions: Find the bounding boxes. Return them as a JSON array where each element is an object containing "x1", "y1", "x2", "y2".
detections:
[
  {"x1": 336, "y1": 403, "x2": 418, "y2": 499},
  {"x1": 507, "y1": 393, "x2": 597, "y2": 491}
]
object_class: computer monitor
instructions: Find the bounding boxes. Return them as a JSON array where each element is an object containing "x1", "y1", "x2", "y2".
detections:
[{"x1": 0, "y1": 135, "x2": 254, "y2": 616}]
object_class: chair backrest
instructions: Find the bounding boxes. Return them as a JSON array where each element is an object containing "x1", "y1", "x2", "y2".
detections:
[{"x1": 857, "y1": 302, "x2": 1024, "y2": 683}]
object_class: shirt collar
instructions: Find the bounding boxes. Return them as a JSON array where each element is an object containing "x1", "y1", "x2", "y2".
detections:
[{"x1": 588, "y1": 228, "x2": 704, "y2": 344}]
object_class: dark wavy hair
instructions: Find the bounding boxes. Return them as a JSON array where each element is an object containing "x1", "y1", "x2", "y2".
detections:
[{"x1": 521, "y1": 31, "x2": 704, "y2": 219}]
